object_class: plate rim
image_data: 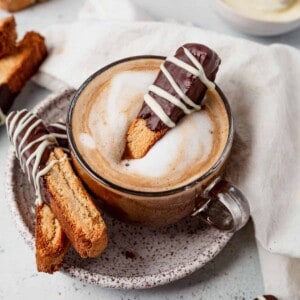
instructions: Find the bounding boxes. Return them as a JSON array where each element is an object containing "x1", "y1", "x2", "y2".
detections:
[{"x1": 5, "y1": 89, "x2": 233, "y2": 289}]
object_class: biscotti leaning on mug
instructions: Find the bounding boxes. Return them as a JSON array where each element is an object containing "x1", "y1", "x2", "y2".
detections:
[
  {"x1": 0, "y1": 16, "x2": 47, "y2": 126},
  {"x1": 124, "y1": 43, "x2": 221, "y2": 159},
  {"x1": 6, "y1": 110, "x2": 108, "y2": 273}
]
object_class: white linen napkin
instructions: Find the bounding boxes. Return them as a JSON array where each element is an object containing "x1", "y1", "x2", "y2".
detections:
[
  {"x1": 33, "y1": 1, "x2": 300, "y2": 298},
  {"x1": 78, "y1": 0, "x2": 150, "y2": 21}
]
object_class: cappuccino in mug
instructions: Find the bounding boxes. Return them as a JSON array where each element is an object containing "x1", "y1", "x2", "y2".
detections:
[
  {"x1": 72, "y1": 58, "x2": 229, "y2": 192},
  {"x1": 68, "y1": 54, "x2": 250, "y2": 229}
]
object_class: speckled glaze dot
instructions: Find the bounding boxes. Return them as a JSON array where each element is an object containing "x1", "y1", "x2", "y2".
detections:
[{"x1": 5, "y1": 90, "x2": 233, "y2": 289}]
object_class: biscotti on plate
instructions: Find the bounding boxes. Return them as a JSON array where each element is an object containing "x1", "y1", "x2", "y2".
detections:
[
  {"x1": 0, "y1": 0, "x2": 46, "y2": 12},
  {"x1": 0, "y1": 31, "x2": 47, "y2": 115},
  {"x1": 45, "y1": 148, "x2": 108, "y2": 258},
  {"x1": 6, "y1": 110, "x2": 108, "y2": 272},
  {"x1": 36, "y1": 203, "x2": 70, "y2": 273},
  {"x1": 0, "y1": 16, "x2": 16, "y2": 58}
]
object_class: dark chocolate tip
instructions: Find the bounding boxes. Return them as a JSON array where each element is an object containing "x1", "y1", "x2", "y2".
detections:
[
  {"x1": 137, "y1": 43, "x2": 221, "y2": 131},
  {"x1": 0, "y1": 84, "x2": 18, "y2": 114}
]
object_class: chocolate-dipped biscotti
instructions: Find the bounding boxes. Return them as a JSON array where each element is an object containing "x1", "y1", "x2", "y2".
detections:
[
  {"x1": 124, "y1": 43, "x2": 221, "y2": 159},
  {"x1": 0, "y1": 31, "x2": 47, "y2": 125},
  {"x1": 6, "y1": 110, "x2": 68, "y2": 273},
  {"x1": 6, "y1": 110, "x2": 108, "y2": 272},
  {"x1": 0, "y1": 16, "x2": 17, "y2": 58}
]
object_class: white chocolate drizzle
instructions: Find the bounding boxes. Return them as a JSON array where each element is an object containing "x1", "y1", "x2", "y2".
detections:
[
  {"x1": 7, "y1": 109, "x2": 27, "y2": 138},
  {"x1": 6, "y1": 110, "x2": 67, "y2": 205},
  {"x1": 148, "y1": 85, "x2": 194, "y2": 115},
  {"x1": 144, "y1": 46, "x2": 216, "y2": 128},
  {"x1": 144, "y1": 94, "x2": 176, "y2": 128},
  {"x1": 160, "y1": 64, "x2": 201, "y2": 110},
  {"x1": 49, "y1": 122, "x2": 69, "y2": 153},
  {"x1": 20, "y1": 134, "x2": 54, "y2": 171},
  {"x1": 18, "y1": 119, "x2": 42, "y2": 160},
  {"x1": 182, "y1": 47, "x2": 216, "y2": 90},
  {"x1": 49, "y1": 122, "x2": 66, "y2": 131}
]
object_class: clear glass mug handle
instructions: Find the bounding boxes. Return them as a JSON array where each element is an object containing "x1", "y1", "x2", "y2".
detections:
[{"x1": 192, "y1": 177, "x2": 250, "y2": 232}]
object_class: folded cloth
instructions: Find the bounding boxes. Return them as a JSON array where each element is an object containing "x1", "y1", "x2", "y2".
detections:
[
  {"x1": 78, "y1": 0, "x2": 150, "y2": 21},
  {"x1": 33, "y1": 1, "x2": 300, "y2": 298},
  {"x1": 258, "y1": 243, "x2": 300, "y2": 298}
]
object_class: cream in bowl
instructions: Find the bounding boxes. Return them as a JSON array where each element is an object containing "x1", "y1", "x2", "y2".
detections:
[
  {"x1": 215, "y1": 0, "x2": 300, "y2": 36},
  {"x1": 223, "y1": 0, "x2": 300, "y2": 22}
]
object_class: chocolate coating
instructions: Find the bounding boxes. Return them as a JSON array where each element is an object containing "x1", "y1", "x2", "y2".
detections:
[
  {"x1": 138, "y1": 43, "x2": 221, "y2": 131},
  {"x1": 6, "y1": 111, "x2": 55, "y2": 205},
  {"x1": 48, "y1": 122, "x2": 68, "y2": 149},
  {"x1": 0, "y1": 83, "x2": 18, "y2": 114},
  {"x1": 7, "y1": 111, "x2": 53, "y2": 180}
]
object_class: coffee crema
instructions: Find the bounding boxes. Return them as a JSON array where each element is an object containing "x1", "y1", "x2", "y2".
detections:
[{"x1": 72, "y1": 58, "x2": 229, "y2": 192}]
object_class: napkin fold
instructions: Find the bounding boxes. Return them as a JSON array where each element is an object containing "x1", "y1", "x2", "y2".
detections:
[
  {"x1": 34, "y1": 0, "x2": 300, "y2": 298},
  {"x1": 78, "y1": 0, "x2": 150, "y2": 21}
]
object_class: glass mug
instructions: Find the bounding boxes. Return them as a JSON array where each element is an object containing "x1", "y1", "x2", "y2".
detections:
[{"x1": 67, "y1": 56, "x2": 250, "y2": 232}]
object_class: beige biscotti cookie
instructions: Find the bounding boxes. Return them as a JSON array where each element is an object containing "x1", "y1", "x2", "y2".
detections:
[
  {"x1": 0, "y1": 31, "x2": 47, "y2": 117},
  {"x1": 123, "y1": 118, "x2": 167, "y2": 159},
  {"x1": 0, "y1": 16, "x2": 16, "y2": 58},
  {"x1": 45, "y1": 147, "x2": 108, "y2": 258},
  {"x1": 6, "y1": 110, "x2": 108, "y2": 274},
  {"x1": 0, "y1": 0, "x2": 46, "y2": 12},
  {"x1": 36, "y1": 204, "x2": 70, "y2": 273}
]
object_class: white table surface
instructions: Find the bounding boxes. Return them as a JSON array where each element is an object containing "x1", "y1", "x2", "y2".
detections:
[{"x1": 1, "y1": 0, "x2": 299, "y2": 299}]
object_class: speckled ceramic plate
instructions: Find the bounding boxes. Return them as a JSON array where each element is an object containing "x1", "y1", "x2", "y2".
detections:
[{"x1": 5, "y1": 90, "x2": 233, "y2": 289}]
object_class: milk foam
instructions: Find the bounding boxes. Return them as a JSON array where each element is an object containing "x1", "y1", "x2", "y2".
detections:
[
  {"x1": 79, "y1": 133, "x2": 96, "y2": 149},
  {"x1": 73, "y1": 59, "x2": 229, "y2": 191},
  {"x1": 121, "y1": 113, "x2": 213, "y2": 178}
]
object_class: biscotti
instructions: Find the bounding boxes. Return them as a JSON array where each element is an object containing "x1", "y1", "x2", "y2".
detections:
[
  {"x1": 0, "y1": 16, "x2": 16, "y2": 58},
  {"x1": 0, "y1": 32, "x2": 47, "y2": 118},
  {"x1": 47, "y1": 122, "x2": 108, "y2": 257},
  {"x1": 35, "y1": 121, "x2": 70, "y2": 273},
  {"x1": 45, "y1": 147, "x2": 108, "y2": 258},
  {"x1": 124, "y1": 118, "x2": 167, "y2": 159},
  {"x1": 6, "y1": 110, "x2": 69, "y2": 273},
  {"x1": 6, "y1": 110, "x2": 108, "y2": 272},
  {"x1": 35, "y1": 203, "x2": 70, "y2": 273},
  {"x1": 0, "y1": 0, "x2": 45, "y2": 12},
  {"x1": 124, "y1": 44, "x2": 221, "y2": 159}
]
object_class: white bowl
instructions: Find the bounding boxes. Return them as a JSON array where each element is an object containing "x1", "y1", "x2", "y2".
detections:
[{"x1": 214, "y1": 0, "x2": 300, "y2": 36}]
